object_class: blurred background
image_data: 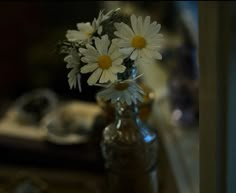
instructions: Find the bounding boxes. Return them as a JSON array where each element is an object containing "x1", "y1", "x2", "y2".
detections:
[{"x1": 0, "y1": 1, "x2": 199, "y2": 193}]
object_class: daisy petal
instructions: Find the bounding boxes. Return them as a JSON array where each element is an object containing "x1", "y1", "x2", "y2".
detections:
[
  {"x1": 87, "y1": 68, "x2": 102, "y2": 85},
  {"x1": 79, "y1": 48, "x2": 87, "y2": 54},
  {"x1": 143, "y1": 16, "x2": 151, "y2": 35},
  {"x1": 142, "y1": 48, "x2": 152, "y2": 59},
  {"x1": 80, "y1": 63, "x2": 98, "y2": 73},
  {"x1": 66, "y1": 30, "x2": 87, "y2": 42},
  {"x1": 120, "y1": 47, "x2": 134, "y2": 56},
  {"x1": 137, "y1": 16, "x2": 143, "y2": 35},
  {"x1": 114, "y1": 31, "x2": 130, "y2": 41},
  {"x1": 64, "y1": 55, "x2": 72, "y2": 62},
  {"x1": 152, "y1": 51, "x2": 162, "y2": 60},
  {"x1": 111, "y1": 65, "x2": 126, "y2": 73},
  {"x1": 146, "y1": 23, "x2": 161, "y2": 38},
  {"x1": 84, "y1": 45, "x2": 99, "y2": 57},
  {"x1": 110, "y1": 49, "x2": 122, "y2": 61},
  {"x1": 108, "y1": 40, "x2": 119, "y2": 55},
  {"x1": 122, "y1": 23, "x2": 135, "y2": 37},
  {"x1": 95, "y1": 35, "x2": 110, "y2": 55},
  {"x1": 114, "y1": 23, "x2": 134, "y2": 39},
  {"x1": 112, "y1": 58, "x2": 123, "y2": 66},
  {"x1": 101, "y1": 35, "x2": 110, "y2": 54},
  {"x1": 130, "y1": 50, "x2": 138, "y2": 60},
  {"x1": 94, "y1": 37, "x2": 103, "y2": 55},
  {"x1": 76, "y1": 22, "x2": 93, "y2": 33},
  {"x1": 108, "y1": 71, "x2": 117, "y2": 82},
  {"x1": 124, "y1": 92, "x2": 132, "y2": 105},
  {"x1": 131, "y1": 15, "x2": 138, "y2": 34},
  {"x1": 99, "y1": 70, "x2": 110, "y2": 83},
  {"x1": 98, "y1": 26, "x2": 103, "y2": 34},
  {"x1": 81, "y1": 57, "x2": 95, "y2": 63},
  {"x1": 116, "y1": 39, "x2": 131, "y2": 48}
]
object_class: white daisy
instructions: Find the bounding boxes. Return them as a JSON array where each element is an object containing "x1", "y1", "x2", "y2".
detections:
[
  {"x1": 92, "y1": 8, "x2": 121, "y2": 35},
  {"x1": 64, "y1": 49, "x2": 80, "y2": 69},
  {"x1": 64, "y1": 49, "x2": 82, "y2": 91},
  {"x1": 66, "y1": 9, "x2": 119, "y2": 43},
  {"x1": 66, "y1": 22, "x2": 94, "y2": 43},
  {"x1": 114, "y1": 14, "x2": 163, "y2": 65},
  {"x1": 79, "y1": 35, "x2": 126, "y2": 86},
  {"x1": 97, "y1": 79, "x2": 144, "y2": 105}
]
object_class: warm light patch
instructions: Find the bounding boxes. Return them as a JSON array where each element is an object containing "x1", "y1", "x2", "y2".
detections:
[
  {"x1": 115, "y1": 83, "x2": 129, "y2": 91},
  {"x1": 131, "y1": 35, "x2": 146, "y2": 49},
  {"x1": 98, "y1": 55, "x2": 112, "y2": 69}
]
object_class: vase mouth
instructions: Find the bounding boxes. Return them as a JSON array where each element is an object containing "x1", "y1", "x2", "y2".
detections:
[{"x1": 96, "y1": 94, "x2": 154, "y2": 107}]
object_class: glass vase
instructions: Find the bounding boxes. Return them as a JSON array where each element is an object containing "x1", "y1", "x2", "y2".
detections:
[{"x1": 101, "y1": 101, "x2": 158, "y2": 193}]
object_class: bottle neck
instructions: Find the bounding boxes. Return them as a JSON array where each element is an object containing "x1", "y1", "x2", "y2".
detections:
[
  {"x1": 115, "y1": 101, "x2": 139, "y2": 120},
  {"x1": 115, "y1": 63, "x2": 139, "y2": 120},
  {"x1": 117, "y1": 62, "x2": 137, "y2": 81},
  {"x1": 113, "y1": 100, "x2": 156, "y2": 144}
]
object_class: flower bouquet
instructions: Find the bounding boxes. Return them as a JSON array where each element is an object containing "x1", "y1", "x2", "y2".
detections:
[
  {"x1": 59, "y1": 8, "x2": 163, "y2": 193},
  {"x1": 60, "y1": 8, "x2": 163, "y2": 104}
]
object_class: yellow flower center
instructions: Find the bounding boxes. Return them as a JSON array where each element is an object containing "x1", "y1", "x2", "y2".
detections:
[
  {"x1": 131, "y1": 35, "x2": 146, "y2": 49},
  {"x1": 115, "y1": 83, "x2": 129, "y2": 91},
  {"x1": 86, "y1": 32, "x2": 92, "y2": 37},
  {"x1": 98, "y1": 55, "x2": 112, "y2": 69}
]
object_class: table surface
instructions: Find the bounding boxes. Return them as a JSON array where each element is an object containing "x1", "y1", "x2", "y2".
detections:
[
  {"x1": 0, "y1": 99, "x2": 188, "y2": 193},
  {"x1": 0, "y1": 137, "x2": 178, "y2": 193}
]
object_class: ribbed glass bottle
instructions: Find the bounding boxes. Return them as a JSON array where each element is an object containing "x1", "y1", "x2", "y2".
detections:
[{"x1": 101, "y1": 102, "x2": 158, "y2": 193}]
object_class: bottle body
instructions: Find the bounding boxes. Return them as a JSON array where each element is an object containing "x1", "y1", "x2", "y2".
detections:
[{"x1": 101, "y1": 105, "x2": 158, "y2": 193}]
